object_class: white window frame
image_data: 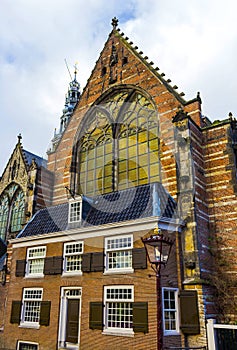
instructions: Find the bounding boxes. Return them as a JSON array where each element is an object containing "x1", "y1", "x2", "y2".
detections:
[
  {"x1": 104, "y1": 234, "x2": 133, "y2": 274},
  {"x1": 20, "y1": 288, "x2": 43, "y2": 329},
  {"x1": 63, "y1": 241, "x2": 84, "y2": 276},
  {"x1": 162, "y1": 287, "x2": 180, "y2": 335},
  {"x1": 17, "y1": 340, "x2": 39, "y2": 350},
  {"x1": 26, "y1": 246, "x2": 46, "y2": 278},
  {"x1": 68, "y1": 198, "x2": 82, "y2": 224},
  {"x1": 103, "y1": 285, "x2": 134, "y2": 337}
]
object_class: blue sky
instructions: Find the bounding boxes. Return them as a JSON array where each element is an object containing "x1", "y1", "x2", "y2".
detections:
[{"x1": 1, "y1": 0, "x2": 237, "y2": 174}]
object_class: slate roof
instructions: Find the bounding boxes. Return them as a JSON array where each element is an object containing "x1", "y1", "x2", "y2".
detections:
[
  {"x1": 23, "y1": 149, "x2": 47, "y2": 168},
  {"x1": 18, "y1": 203, "x2": 69, "y2": 238},
  {"x1": 18, "y1": 182, "x2": 177, "y2": 238}
]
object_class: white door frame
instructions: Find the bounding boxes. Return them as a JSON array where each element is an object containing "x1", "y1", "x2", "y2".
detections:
[{"x1": 58, "y1": 287, "x2": 82, "y2": 350}]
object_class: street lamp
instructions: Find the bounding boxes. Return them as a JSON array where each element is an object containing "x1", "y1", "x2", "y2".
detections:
[{"x1": 142, "y1": 229, "x2": 174, "y2": 350}]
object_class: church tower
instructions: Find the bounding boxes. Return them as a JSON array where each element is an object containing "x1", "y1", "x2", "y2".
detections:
[{"x1": 49, "y1": 66, "x2": 81, "y2": 153}]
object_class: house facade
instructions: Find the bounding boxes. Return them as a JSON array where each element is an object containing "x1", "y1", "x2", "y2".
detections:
[{"x1": 0, "y1": 17, "x2": 237, "y2": 350}]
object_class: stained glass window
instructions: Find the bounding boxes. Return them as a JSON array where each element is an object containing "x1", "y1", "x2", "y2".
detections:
[
  {"x1": 0, "y1": 184, "x2": 25, "y2": 240},
  {"x1": 0, "y1": 196, "x2": 9, "y2": 240},
  {"x1": 11, "y1": 190, "x2": 25, "y2": 232},
  {"x1": 76, "y1": 88, "x2": 160, "y2": 196}
]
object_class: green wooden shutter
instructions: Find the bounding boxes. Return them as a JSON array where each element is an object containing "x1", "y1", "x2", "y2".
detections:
[
  {"x1": 10, "y1": 300, "x2": 22, "y2": 324},
  {"x1": 132, "y1": 248, "x2": 147, "y2": 269},
  {"x1": 39, "y1": 301, "x2": 51, "y2": 326},
  {"x1": 89, "y1": 302, "x2": 103, "y2": 330},
  {"x1": 81, "y1": 253, "x2": 92, "y2": 272},
  {"x1": 44, "y1": 256, "x2": 63, "y2": 275},
  {"x1": 15, "y1": 260, "x2": 26, "y2": 277},
  {"x1": 133, "y1": 302, "x2": 148, "y2": 333},
  {"x1": 180, "y1": 290, "x2": 200, "y2": 334},
  {"x1": 91, "y1": 252, "x2": 104, "y2": 272}
]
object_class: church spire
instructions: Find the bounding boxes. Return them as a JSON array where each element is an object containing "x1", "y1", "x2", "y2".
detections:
[
  {"x1": 48, "y1": 63, "x2": 81, "y2": 154},
  {"x1": 59, "y1": 63, "x2": 80, "y2": 134}
]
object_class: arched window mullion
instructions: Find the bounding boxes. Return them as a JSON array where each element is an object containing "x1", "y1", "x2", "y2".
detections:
[
  {"x1": 76, "y1": 88, "x2": 159, "y2": 195},
  {"x1": 10, "y1": 189, "x2": 25, "y2": 233},
  {"x1": 0, "y1": 194, "x2": 10, "y2": 241},
  {"x1": 116, "y1": 90, "x2": 136, "y2": 125}
]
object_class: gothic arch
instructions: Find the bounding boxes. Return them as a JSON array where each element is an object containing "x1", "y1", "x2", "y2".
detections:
[
  {"x1": 72, "y1": 86, "x2": 160, "y2": 196},
  {"x1": 0, "y1": 183, "x2": 25, "y2": 240}
]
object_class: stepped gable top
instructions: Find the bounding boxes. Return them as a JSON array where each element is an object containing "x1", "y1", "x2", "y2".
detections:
[
  {"x1": 17, "y1": 183, "x2": 177, "y2": 238},
  {"x1": 82, "y1": 17, "x2": 200, "y2": 107}
]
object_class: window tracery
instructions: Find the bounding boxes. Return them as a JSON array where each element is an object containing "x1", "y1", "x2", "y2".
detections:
[
  {"x1": 0, "y1": 183, "x2": 25, "y2": 240},
  {"x1": 76, "y1": 88, "x2": 160, "y2": 196}
]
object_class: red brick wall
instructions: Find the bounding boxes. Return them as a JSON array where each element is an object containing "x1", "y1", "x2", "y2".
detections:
[{"x1": 2, "y1": 229, "x2": 181, "y2": 350}]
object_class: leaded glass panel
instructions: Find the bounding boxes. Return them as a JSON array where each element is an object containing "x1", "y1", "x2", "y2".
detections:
[
  {"x1": 0, "y1": 195, "x2": 9, "y2": 240},
  {"x1": 11, "y1": 190, "x2": 25, "y2": 232},
  {"x1": 77, "y1": 88, "x2": 160, "y2": 196}
]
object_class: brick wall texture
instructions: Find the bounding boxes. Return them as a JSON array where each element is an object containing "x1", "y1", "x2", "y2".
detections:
[{"x1": 1, "y1": 25, "x2": 237, "y2": 350}]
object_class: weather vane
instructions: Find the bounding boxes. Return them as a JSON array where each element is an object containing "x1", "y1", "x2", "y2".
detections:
[{"x1": 74, "y1": 62, "x2": 78, "y2": 77}]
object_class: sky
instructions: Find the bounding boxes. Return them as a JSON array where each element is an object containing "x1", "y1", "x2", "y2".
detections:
[{"x1": 1, "y1": 0, "x2": 237, "y2": 174}]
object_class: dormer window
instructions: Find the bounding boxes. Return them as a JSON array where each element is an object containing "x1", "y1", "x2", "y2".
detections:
[{"x1": 68, "y1": 197, "x2": 82, "y2": 225}]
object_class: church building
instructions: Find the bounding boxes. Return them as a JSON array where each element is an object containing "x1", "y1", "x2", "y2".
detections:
[{"x1": 0, "y1": 17, "x2": 237, "y2": 350}]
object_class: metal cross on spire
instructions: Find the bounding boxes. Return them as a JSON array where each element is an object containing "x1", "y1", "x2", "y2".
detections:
[{"x1": 111, "y1": 17, "x2": 118, "y2": 30}]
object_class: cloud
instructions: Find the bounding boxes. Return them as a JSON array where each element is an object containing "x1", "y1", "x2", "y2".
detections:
[{"x1": 0, "y1": 0, "x2": 237, "y2": 174}]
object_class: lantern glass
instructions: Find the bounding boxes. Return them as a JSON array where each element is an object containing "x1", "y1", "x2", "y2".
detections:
[{"x1": 143, "y1": 234, "x2": 173, "y2": 266}]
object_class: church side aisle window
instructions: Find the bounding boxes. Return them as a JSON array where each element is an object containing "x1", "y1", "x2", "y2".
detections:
[
  {"x1": 0, "y1": 184, "x2": 25, "y2": 240},
  {"x1": 11, "y1": 190, "x2": 25, "y2": 232},
  {"x1": 77, "y1": 88, "x2": 160, "y2": 196},
  {"x1": 0, "y1": 196, "x2": 9, "y2": 240}
]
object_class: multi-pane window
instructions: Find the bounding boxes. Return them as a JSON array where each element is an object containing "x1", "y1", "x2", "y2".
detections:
[
  {"x1": 26, "y1": 246, "x2": 46, "y2": 277},
  {"x1": 0, "y1": 184, "x2": 25, "y2": 240},
  {"x1": 0, "y1": 196, "x2": 9, "y2": 240},
  {"x1": 76, "y1": 88, "x2": 160, "y2": 196},
  {"x1": 105, "y1": 235, "x2": 133, "y2": 272},
  {"x1": 162, "y1": 288, "x2": 179, "y2": 335},
  {"x1": 63, "y1": 242, "x2": 83, "y2": 274},
  {"x1": 17, "y1": 341, "x2": 38, "y2": 350},
  {"x1": 21, "y1": 288, "x2": 43, "y2": 326},
  {"x1": 11, "y1": 190, "x2": 25, "y2": 232},
  {"x1": 69, "y1": 200, "x2": 82, "y2": 223},
  {"x1": 104, "y1": 286, "x2": 134, "y2": 333}
]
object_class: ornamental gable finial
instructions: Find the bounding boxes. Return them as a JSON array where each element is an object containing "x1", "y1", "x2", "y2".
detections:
[{"x1": 111, "y1": 17, "x2": 118, "y2": 30}]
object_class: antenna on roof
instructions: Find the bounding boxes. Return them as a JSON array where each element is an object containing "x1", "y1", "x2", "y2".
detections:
[{"x1": 64, "y1": 58, "x2": 73, "y2": 81}]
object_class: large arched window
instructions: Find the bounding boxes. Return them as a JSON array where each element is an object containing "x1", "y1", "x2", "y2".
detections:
[
  {"x1": 76, "y1": 88, "x2": 160, "y2": 196},
  {"x1": 0, "y1": 183, "x2": 25, "y2": 240},
  {"x1": 0, "y1": 196, "x2": 9, "y2": 240}
]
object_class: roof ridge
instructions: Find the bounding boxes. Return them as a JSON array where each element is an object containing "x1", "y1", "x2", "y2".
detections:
[{"x1": 113, "y1": 24, "x2": 198, "y2": 105}]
